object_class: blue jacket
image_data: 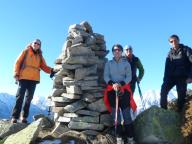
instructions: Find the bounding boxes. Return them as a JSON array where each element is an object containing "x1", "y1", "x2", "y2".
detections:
[{"x1": 104, "y1": 57, "x2": 132, "y2": 84}]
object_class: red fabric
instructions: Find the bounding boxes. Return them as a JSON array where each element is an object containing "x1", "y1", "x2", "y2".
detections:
[{"x1": 104, "y1": 84, "x2": 137, "y2": 112}]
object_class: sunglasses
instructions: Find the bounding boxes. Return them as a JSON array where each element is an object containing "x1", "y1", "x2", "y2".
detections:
[
  {"x1": 113, "y1": 49, "x2": 121, "y2": 52},
  {"x1": 169, "y1": 40, "x2": 177, "y2": 43},
  {"x1": 34, "y1": 42, "x2": 40, "y2": 45}
]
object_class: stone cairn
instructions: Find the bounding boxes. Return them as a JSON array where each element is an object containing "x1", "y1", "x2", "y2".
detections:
[{"x1": 49, "y1": 21, "x2": 112, "y2": 136}]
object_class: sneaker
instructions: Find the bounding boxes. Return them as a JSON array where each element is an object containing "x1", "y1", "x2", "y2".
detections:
[
  {"x1": 127, "y1": 137, "x2": 135, "y2": 144},
  {"x1": 11, "y1": 118, "x2": 17, "y2": 123},
  {"x1": 116, "y1": 137, "x2": 124, "y2": 144}
]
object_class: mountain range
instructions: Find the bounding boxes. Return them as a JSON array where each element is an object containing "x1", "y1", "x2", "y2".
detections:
[
  {"x1": 0, "y1": 90, "x2": 177, "y2": 121},
  {"x1": 0, "y1": 92, "x2": 49, "y2": 122}
]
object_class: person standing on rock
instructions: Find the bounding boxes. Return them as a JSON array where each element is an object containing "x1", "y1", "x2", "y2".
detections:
[
  {"x1": 160, "y1": 34, "x2": 192, "y2": 112},
  {"x1": 124, "y1": 45, "x2": 144, "y2": 94},
  {"x1": 104, "y1": 44, "x2": 137, "y2": 144},
  {"x1": 11, "y1": 39, "x2": 56, "y2": 123}
]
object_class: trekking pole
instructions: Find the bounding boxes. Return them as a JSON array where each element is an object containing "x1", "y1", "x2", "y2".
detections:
[
  {"x1": 137, "y1": 82, "x2": 146, "y2": 110},
  {"x1": 114, "y1": 89, "x2": 119, "y2": 136}
]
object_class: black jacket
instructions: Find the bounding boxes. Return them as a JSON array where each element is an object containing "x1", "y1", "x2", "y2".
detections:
[{"x1": 163, "y1": 44, "x2": 192, "y2": 81}]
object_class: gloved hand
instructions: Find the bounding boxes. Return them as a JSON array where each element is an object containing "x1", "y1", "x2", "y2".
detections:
[
  {"x1": 136, "y1": 77, "x2": 141, "y2": 83},
  {"x1": 50, "y1": 69, "x2": 56, "y2": 78}
]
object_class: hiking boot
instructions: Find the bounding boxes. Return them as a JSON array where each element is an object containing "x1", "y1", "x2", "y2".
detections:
[
  {"x1": 21, "y1": 118, "x2": 28, "y2": 124},
  {"x1": 126, "y1": 137, "x2": 135, "y2": 144},
  {"x1": 11, "y1": 118, "x2": 17, "y2": 123},
  {"x1": 116, "y1": 137, "x2": 124, "y2": 144}
]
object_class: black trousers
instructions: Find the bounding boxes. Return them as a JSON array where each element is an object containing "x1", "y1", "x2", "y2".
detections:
[
  {"x1": 107, "y1": 89, "x2": 130, "y2": 109},
  {"x1": 160, "y1": 77, "x2": 187, "y2": 111},
  {"x1": 108, "y1": 90, "x2": 132, "y2": 137},
  {"x1": 130, "y1": 80, "x2": 136, "y2": 94},
  {"x1": 12, "y1": 80, "x2": 37, "y2": 119}
]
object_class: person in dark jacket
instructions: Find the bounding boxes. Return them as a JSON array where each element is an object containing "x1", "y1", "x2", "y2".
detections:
[
  {"x1": 160, "y1": 34, "x2": 192, "y2": 112},
  {"x1": 124, "y1": 45, "x2": 144, "y2": 93}
]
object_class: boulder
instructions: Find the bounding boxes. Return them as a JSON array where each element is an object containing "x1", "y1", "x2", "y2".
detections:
[
  {"x1": 4, "y1": 118, "x2": 43, "y2": 144},
  {"x1": 134, "y1": 106, "x2": 184, "y2": 144}
]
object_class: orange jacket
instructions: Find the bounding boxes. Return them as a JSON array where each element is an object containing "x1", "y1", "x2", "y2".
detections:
[
  {"x1": 14, "y1": 46, "x2": 52, "y2": 82},
  {"x1": 104, "y1": 84, "x2": 137, "y2": 112}
]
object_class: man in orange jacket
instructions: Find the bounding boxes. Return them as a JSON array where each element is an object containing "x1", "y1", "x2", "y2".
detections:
[{"x1": 11, "y1": 39, "x2": 56, "y2": 123}]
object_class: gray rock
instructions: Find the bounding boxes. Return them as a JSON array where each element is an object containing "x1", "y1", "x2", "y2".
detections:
[
  {"x1": 66, "y1": 85, "x2": 82, "y2": 94},
  {"x1": 51, "y1": 107, "x2": 64, "y2": 113},
  {"x1": 59, "y1": 130, "x2": 88, "y2": 144},
  {"x1": 64, "y1": 100, "x2": 87, "y2": 113},
  {"x1": 58, "y1": 116, "x2": 71, "y2": 123},
  {"x1": 53, "y1": 64, "x2": 62, "y2": 72},
  {"x1": 62, "y1": 63, "x2": 83, "y2": 70},
  {"x1": 88, "y1": 99, "x2": 107, "y2": 113},
  {"x1": 61, "y1": 93, "x2": 81, "y2": 100},
  {"x1": 4, "y1": 118, "x2": 43, "y2": 144},
  {"x1": 82, "y1": 130, "x2": 99, "y2": 136},
  {"x1": 52, "y1": 96, "x2": 74, "y2": 103},
  {"x1": 51, "y1": 88, "x2": 66, "y2": 97},
  {"x1": 75, "y1": 65, "x2": 97, "y2": 80},
  {"x1": 72, "y1": 116, "x2": 99, "y2": 123},
  {"x1": 134, "y1": 106, "x2": 184, "y2": 144},
  {"x1": 62, "y1": 55, "x2": 98, "y2": 65},
  {"x1": 51, "y1": 122, "x2": 70, "y2": 137},
  {"x1": 0, "y1": 120, "x2": 27, "y2": 139},
  {"x1": 71, "y1": 35, "x2": 83, "y2": 45},
  {"x1": 68, "y1": 121, "x2": 104, "y2": 131},
  {"x1": 76, "y1": 110, "x2": 100, "y2": 117},
  {"x1": 80, "y1": 21, "x2": 93, "y2": 34},
  {"x1": 63, "y1": 113, "x2": 78, "y2": 118}
]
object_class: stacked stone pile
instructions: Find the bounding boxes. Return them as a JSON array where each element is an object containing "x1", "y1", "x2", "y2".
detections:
[{"x1": 50, "y1": 21, "x2": 112, "y2": 136}]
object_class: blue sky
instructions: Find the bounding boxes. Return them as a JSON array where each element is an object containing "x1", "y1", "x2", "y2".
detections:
[{"x1": 0, "y1": 0, "x2": 192, "y2": 97}]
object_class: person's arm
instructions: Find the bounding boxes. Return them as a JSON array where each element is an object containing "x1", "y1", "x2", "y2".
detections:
[
  {"x1": 14, "y1": 50, "x2": 27, "y2": 78},
  {"x1": 124, "y1": 61, "x2": 132, "y2": 84},
  {"x1": 185, "y1": 47, "x2": 192, "y2": 81},
  {"x1": 185, "y1": 47, "x2": 192, "y2": 63},
  {"x1": 104, "y1": 62, "x2": 113, "y2": 85},
  {"x1": 163, "y1": 56, "x2": 171, "y2": 82},
  {"x1": 40, "y1": 56, "x2": 52, "y2": 74},
  {"x1": 136, "y1": 58, "x2": 144, "y2": 81}
]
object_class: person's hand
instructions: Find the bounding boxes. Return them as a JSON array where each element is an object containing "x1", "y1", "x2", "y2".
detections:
[
  {"x1": 136, "y1": 77, "x2": 141, "y2": 83},
  {"x1": 113, "y1": 83, "x2": 120, "y2": 91},
  {"x1": 14, "y1": 75, "x2": 19, "y2": 84},
  {"x1": 186, "y1": 78, "x2": 192, "y2": 83},
  {"x1": 14, "y1": 75, "x2": 19, "y2": 81},
  {"x1": 50, "y1": 69, "x2": 56, "y2": 78}
]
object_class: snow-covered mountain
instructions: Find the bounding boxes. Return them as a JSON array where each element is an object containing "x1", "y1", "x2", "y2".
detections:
[
  {"x1": 133, "y1": 89, "x2": 177, "y2": 114},
  {"x1": 0, "y1": 89, "x2": 177, "y2": 122},
  {"x1": 0, "y1": 93, "x2": 49, "y2": 122}
]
